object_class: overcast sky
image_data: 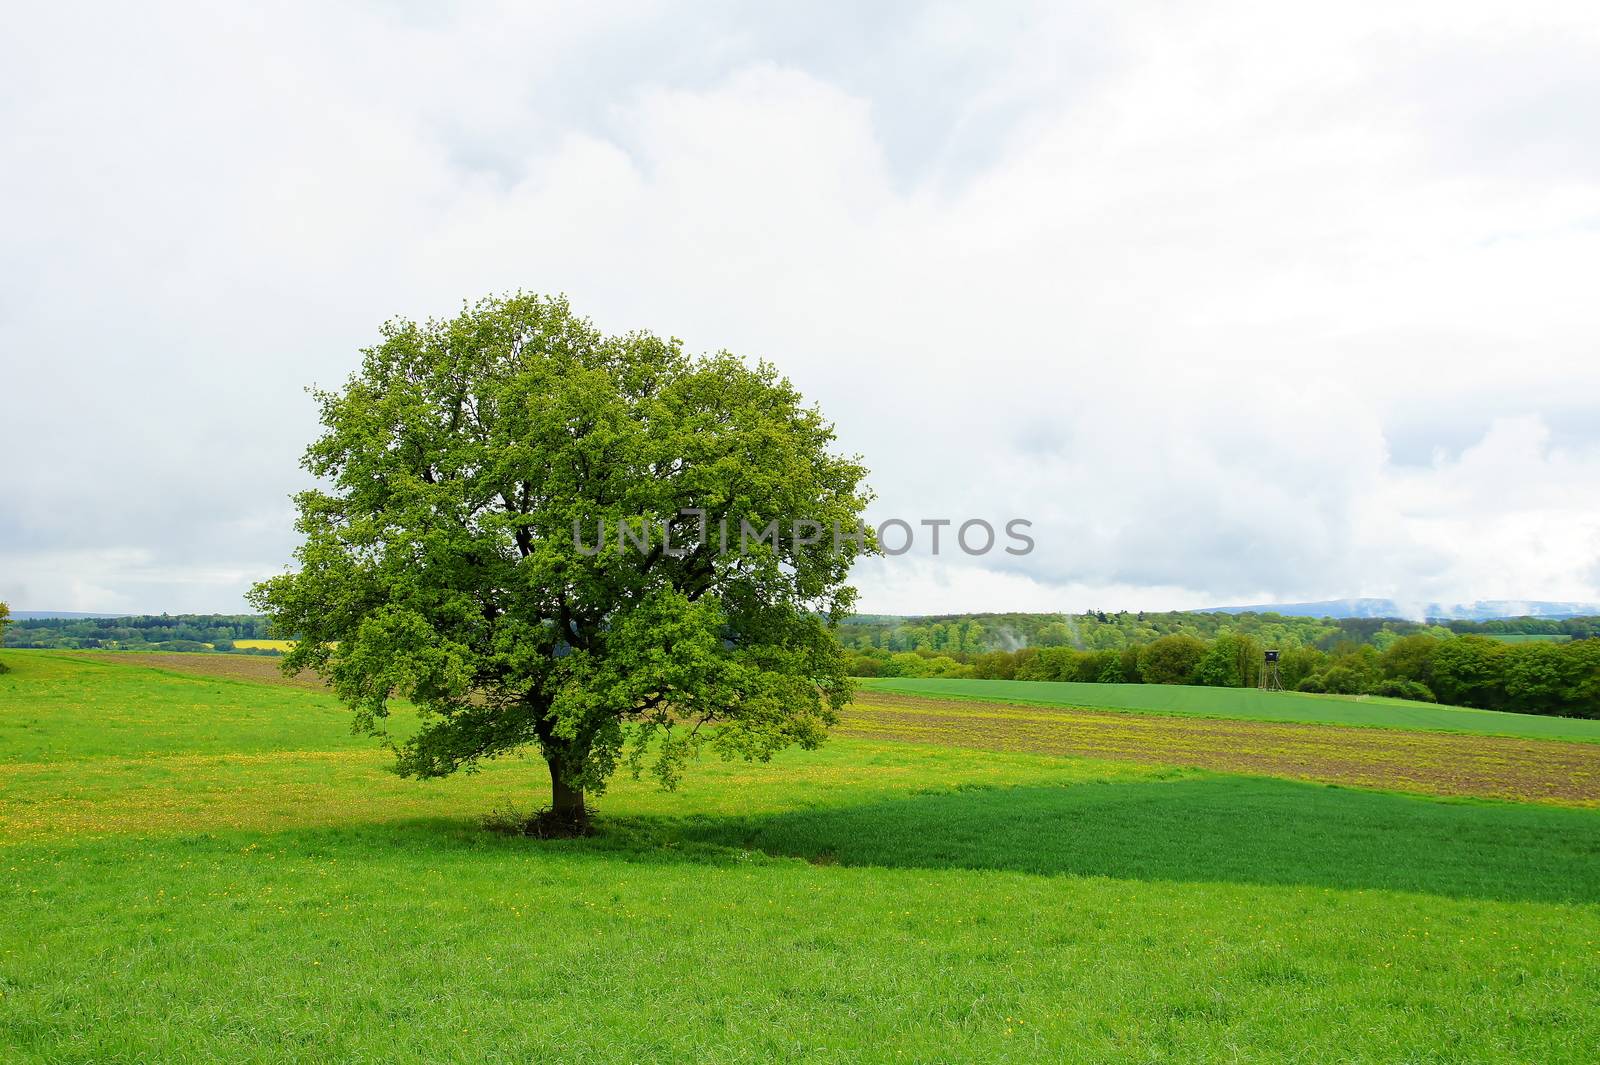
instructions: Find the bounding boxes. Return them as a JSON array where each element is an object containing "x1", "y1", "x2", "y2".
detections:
[{"x1": 4, "y1": 1, "x2": 1599, "y2": 616}]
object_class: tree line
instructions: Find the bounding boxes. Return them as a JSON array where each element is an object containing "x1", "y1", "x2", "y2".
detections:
[
  {"x1": 848, "y1": 626, "x2": 1600, "y2": 719},
  {"x1": 838, "y1": 609, "x2": 1599, "y2": 657},
  {"x1": 2, "y1": 614, "x2": 278, "y2": 653}
]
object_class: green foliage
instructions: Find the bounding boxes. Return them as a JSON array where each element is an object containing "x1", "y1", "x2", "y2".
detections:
[
  {"x1": 1298, "y1": 651, "x2": 1384, "y2": 697},
  {"x1": 880, "y1": 652, "x2": 935, "y2": 678},
  {"x1": 1277, "y1": 646, "x2": 1327, "y2": 690},
  {"x1": 1430, "y1": 636, "x2": 1508, "y2": 709},
  {"x1": 877, "y1": 652, "x2": 972, "y2": 679},
  {"x1": 1309, "y1": 664, "x2": 1367, "y2": 695},
  {"x1": 249, "y1": 294, "x2": 873, "y2": 825},
  {"x1": 1016, "y1": 646, "x2": 1078, "y2": 681},
  {"x1": 1449, "y1": 616, "x2": 1600, "y2": 639},
  {"x1": 1, "y1": 613, "x2": 275, "y2": 652},
  {"x1": 1079, "y1": 649, "x2": 1121, "y2": 683},
  {"x1": 1502, "y1": 640, "x2": 1600, "y2": 718},
  {"x1": 838, "y1": 609, "x2": 1441, "y2": 655},
  {"x1": 1138, "y1": 634, "x2": 1207, "y2": 685},
  {"x1": 1193, "y1": 632, "x2": 1261, "y2": 688},
  {"x1": 969, "y1": 650, "x2": 1018, "y2": 679},
  {"x1": 1381, "y1": 633, "x2": 1441, "y2": 686},
  {"x1": 1097, "y1": 651, "x2": 1130, "y2": 683},
  {"x1": 847, "y1": 618, "x2": 1600, "y2": 721},
  {"x1": 843, "y1": 652, "x2": 882, "y2": 677},
  {"x1": 1374, "y1": 679, "x2": 1436, "y2": 702},
  {"x1": 841, "y1": 610, "x2": 1600, "y2": 658},
  {"x1": 922, "y1": 655, "x2": 971, "y2": 678}
]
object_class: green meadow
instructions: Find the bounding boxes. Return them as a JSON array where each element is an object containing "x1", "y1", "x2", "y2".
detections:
[
  {"x1": 3, "y1": 651, "x2": 1600, "y2": 1063},
  {"x1": 862, "y1": 676, "x2": 1600, "y2": 742}
]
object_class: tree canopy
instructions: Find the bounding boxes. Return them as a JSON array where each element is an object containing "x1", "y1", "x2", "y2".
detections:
[{"x1": 250, "y1": 294, "x2": 873, "y2": 831}]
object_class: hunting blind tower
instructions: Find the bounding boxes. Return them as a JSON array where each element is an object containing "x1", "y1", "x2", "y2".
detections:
[{"x1": 1260, "y1": 649, "x2": 1284, "y2": 691}]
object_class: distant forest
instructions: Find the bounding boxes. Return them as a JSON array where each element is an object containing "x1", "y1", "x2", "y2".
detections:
[
  {"x1": 3, "y1": 614, "x2": 276, "y2": 654},
  {"x1": 840, "y1": 610, "x2": 1600, "y2": 719},
  {"x1": 838, "y1": 610, "x2": 1600, "y2": 656}
]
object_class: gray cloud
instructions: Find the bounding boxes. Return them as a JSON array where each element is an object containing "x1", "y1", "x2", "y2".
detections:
[{"x1": 4, "y1": 1, "x2": 1600, "y2": 614}]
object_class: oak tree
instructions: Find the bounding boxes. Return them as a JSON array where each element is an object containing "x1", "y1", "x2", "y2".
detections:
[{"x1": 250, "y1": 294, "x2": 872, "y2": 832}]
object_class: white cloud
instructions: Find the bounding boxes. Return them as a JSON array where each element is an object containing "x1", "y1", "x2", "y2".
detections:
[{"x1": 3, "y1": 1, "x2": 1599, "y2": 613}]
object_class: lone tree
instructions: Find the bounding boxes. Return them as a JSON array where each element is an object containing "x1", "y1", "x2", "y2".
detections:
[{"x1": 250, "y1": 294, "x2": 872, "y2": 833}]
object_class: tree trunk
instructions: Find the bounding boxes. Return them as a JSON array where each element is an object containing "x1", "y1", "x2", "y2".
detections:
[{"x1": 547, "y1": 757, "x2": 588, "y2": 833}]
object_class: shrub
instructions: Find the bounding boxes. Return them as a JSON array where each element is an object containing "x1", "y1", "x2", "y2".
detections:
[
  {"x1": 1116, "y1": 646, "x2": 1141, "y2": 683},
  {"x1": 923, "y1": 655, "x2": 972, "y2": 679},
  {"x1": 880, "y1": 652, "x2": 932, "y2": 678},
  {"x1": 1138, "y1": 634, "x2": 1207, "y2": 685},
  {"x1": 1374, "y1": 679, "x2": 1437, "y2": 702},
  {"x1": 1079, "y1": 650, "x2": 1121, "y2": 683},
  {"x1": 1097, "y1": 655, "x2": 1128, "y2": 683},
  {"x1": 1315, "y1": 665, "x2": 1369, "y2": 695},
  {"x1": 969, "y1": 651, "x2": 1017, "y2": 680},
  {"x1": 845, "y1": 653, "x2": 882, "y2": 677},
  {"x1": 1016, "y1": 646, "x2": 1077, "y2": 681},
  {"x1": 1279, "y1": 646, "x2": 1328, "y2": 690}
]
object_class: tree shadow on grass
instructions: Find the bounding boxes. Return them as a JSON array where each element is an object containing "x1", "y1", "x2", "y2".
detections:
[
  {"x1": 131, "y1": 773, "x2": 1600, "y2": 906},
  {"x1": 632, "y1": 775, "x2": 1600, "y2": 904}
]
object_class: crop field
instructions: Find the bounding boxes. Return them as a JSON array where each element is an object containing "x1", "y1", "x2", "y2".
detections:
[
  {"x1": 863, "y1": 676, "x2": 1600, "y2": 742},
  {"x1": 4, "y1": 650, "x2": 1600, "y2": 1063},
  {"x1": 232, "y1": 639, "x2": 295, "y2": 651},
  {"x1": 842, "y1": 692, "x2": 1600, "y2": 805}
]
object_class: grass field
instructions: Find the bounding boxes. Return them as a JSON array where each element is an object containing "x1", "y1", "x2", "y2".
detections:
[
  {"x1": 4, "y1": 650, "x2": 1600, "y2": 1062},
  {"x1": 862, "y1": 676, "x2": 1600, "y2": 742}
]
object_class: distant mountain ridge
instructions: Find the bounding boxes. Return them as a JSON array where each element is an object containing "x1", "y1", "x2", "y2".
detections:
[{"x1": 1206, "y1": 598, "x2": 1600, "y2": 621}]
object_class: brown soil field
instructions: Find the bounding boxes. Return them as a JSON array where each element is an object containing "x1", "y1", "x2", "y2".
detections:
[
  {"x1": 67, "y1": 651, "x2": 330, "y2": 690},
  {"x1": 842, "y1": 692, "x2": 1600, "y2": 805}
]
